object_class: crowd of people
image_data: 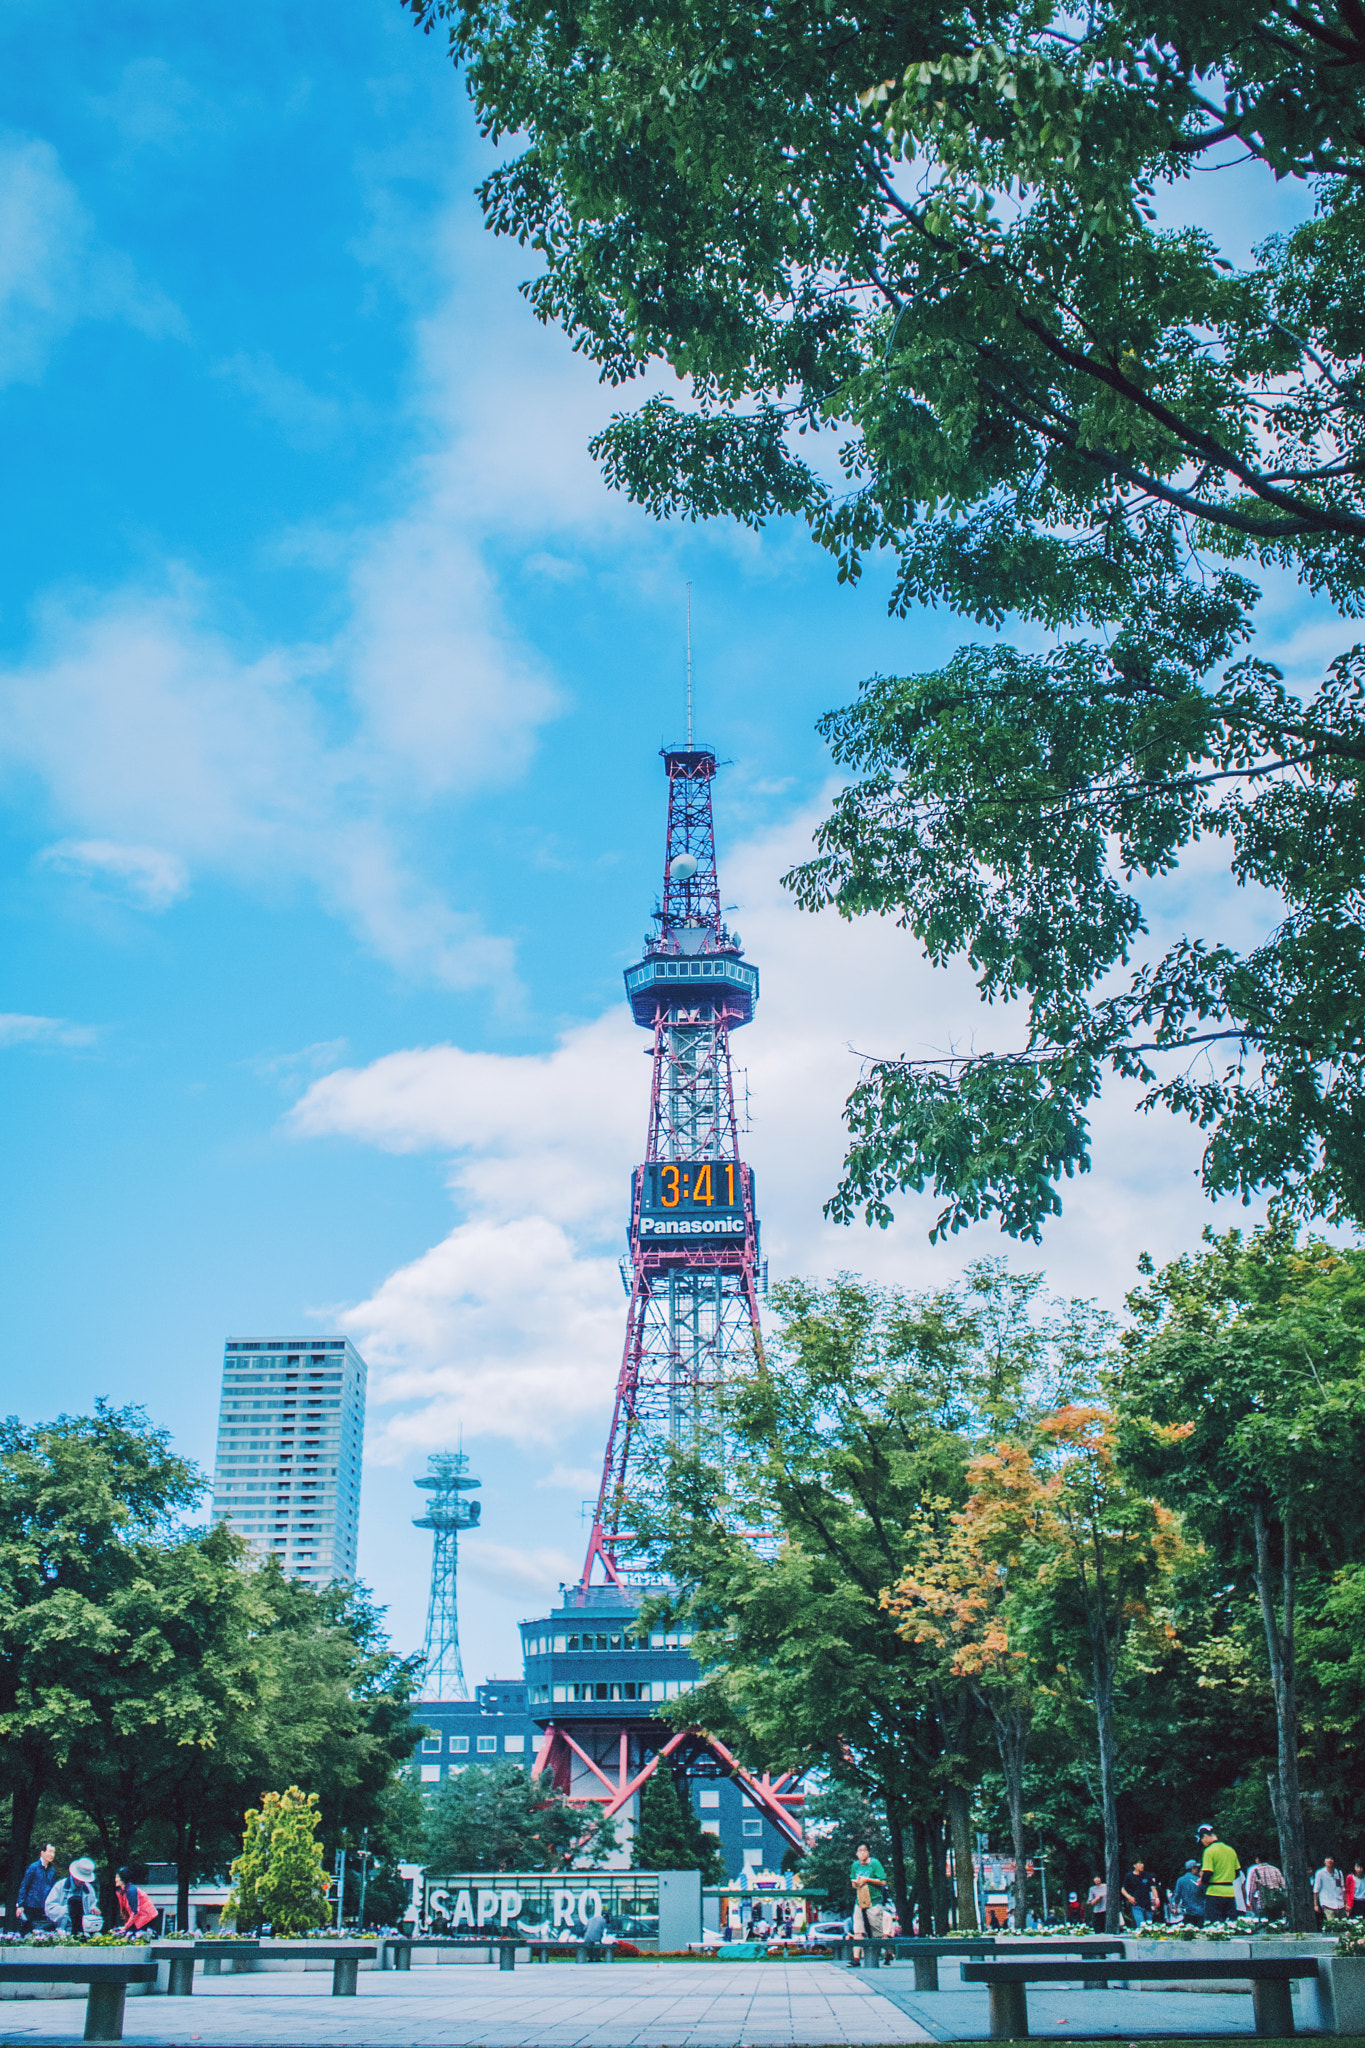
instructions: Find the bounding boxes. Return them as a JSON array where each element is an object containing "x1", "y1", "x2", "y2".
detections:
[
  {"x1": 1077, "y1": 1826, "x2": 1365, "y2": 1929},
  {"x1": 13, "y1": 1843, "x2": 160, "y2": 1938}
]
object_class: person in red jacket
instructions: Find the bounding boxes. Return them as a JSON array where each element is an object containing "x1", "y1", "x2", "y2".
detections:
[{"x1": 114, "y1": 1868, "x2": 159, "y2": 1935}]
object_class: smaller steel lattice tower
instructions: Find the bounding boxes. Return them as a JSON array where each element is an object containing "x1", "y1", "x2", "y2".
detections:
[{"x1": 415, "y1": 1451, "x2": 481, "y2": 1702}]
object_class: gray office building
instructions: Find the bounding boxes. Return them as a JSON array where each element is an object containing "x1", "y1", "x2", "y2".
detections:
[{"x1": 210, "y1": 1336, "x2": 366, "y2": 1583}]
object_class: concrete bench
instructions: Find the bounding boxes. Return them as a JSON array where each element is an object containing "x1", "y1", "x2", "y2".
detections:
[
  {"x1": 382, "y1": 1935, "x2": 528, "y2": 1972},
  {"x1": 152, "y1": 1940, "x2": 260, "y2": 1994},
  {"x1": 838, "y1": 1936, "x2": 1125, "y2": 1989},
  {"x1": 0, "y1": 1958, "x2": 157, "y2": 2043},
  {"x1": 838, "y1": 1937, "x2": 994, "y2": 1983},
  {"x1": 528, "y1": 1939, "x2": 615, "y2": 1964},
  {"x1": 152, "y1": 1938, "x2": 374, "y2": 1996},
  {"x1": 963, "y1": 1952, "x2": 1320, "y2": 2038}
]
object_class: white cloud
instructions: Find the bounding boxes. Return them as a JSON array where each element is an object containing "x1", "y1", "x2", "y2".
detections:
[
  {"x1": 335, "y1": 1215, "x2": 623, "y2": 1456},
  {"x1": 0, "y1": 582, "x2": 526, "y2": 991},
  {"x1": 460, "y1": 1537, "x2": 580, "y2": 1602},
  {"x1": 537, "y1": 1464, "x2": 601, "y2": 1494},
  {"x1": 39, "y1": 838, "x2": 189, "y2": 910},
  {"x1": 293, "y1": 795, "x2": 1282, "y2": 1455},
  {"x1": 0, "y1": 133, "x2": 184, "y2": 385},
  {"x1": 0, "y1": 1012, "x2": 97, "y2": 1049}
]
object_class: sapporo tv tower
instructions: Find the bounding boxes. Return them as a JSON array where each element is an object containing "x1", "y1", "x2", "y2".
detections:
[{"x1": 520, "y1": 649, "x2": 804, "y2": 1870}]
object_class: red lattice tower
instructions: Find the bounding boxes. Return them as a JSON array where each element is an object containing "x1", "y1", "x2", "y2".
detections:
[
  {"x1": 527, "y1": 744, "x2": 803, "y2": 1856},
  {"x1": 582, "y1": 742, "x2": 764, "y2": 1588}
]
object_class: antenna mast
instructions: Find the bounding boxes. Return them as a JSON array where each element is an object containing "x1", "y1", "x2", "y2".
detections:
[{"x1": 686, "y1": 582, "x2": 693, "y2": 748}]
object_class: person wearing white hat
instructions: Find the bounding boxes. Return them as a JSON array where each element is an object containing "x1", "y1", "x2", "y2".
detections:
[{"x1": 45, "y1": 1858, "x2": 102, "y2": 1936}]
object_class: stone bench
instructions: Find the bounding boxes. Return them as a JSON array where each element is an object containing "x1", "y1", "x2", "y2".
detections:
[
  {"x1": 382, "y1": 1935, "x2": 528, "y2": 1972},
  {"x1": 842, "y1": 1936, "x2": 1124, "y2": 1990},
  {"x1": 963, "y1": 1952, "x2": 1320, "y2": 2038},
  {"x1": 0, "y1": 1958, "x2": 158, "y2": 2043},
  {"x1": 152, "y1": 1938, "x2": 374, "y2": 1996}
]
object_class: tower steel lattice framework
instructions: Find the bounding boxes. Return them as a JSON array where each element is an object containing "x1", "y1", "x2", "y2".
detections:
[
  {"x1": 414, "y1": 1450, "x2": 481, "y2": 1701},
  {"x1": 531, "y1": 742, "x2": 804, "y2": 1852},
  {"x1": 583, "y1": 742, "x2": 764, "y2": 1585}
]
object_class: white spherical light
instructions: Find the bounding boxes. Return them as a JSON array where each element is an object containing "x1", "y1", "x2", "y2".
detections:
[{"x1": 669, "y1": 852, "x2": 700, "y2": 881}]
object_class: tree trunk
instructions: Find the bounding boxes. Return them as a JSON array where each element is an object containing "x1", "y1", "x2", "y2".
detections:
[
  {"x1": 992, "y1": 1706, "x2": 1030, "y2": 1930},
  {"x1": 7, "y1": 1773, "x2": 42, "y2": 1934},
  {"x1": 927, "y1": 1816, "x2": 951, "y2": 1933},
  {"x1": 910, "y1": 1817, "x2": 934, "y2": 1936},
  {"x1": 883, "y1": 1796, "x2": 911, "y2": 1933},
  {"x1": 947, "y1": 1785, "x2": 980, "y2": 1930},
  {"x1": 1253, "y1": 1502, "x2": 1315, "y2": 1931},
  {"x1": 176, "y1": 1815, "x2": 197, "y2": 1932},
  {"x1": 1091, "y1": 1648, "x2": 1122, "y2": 1934}
]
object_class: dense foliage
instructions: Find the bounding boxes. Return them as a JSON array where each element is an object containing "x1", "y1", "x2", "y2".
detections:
[
  {"x1": 406, "y1": 0, "x2": 1365, "y2": 1240},
  {"x1": 632, "y1": 1767, "x2": 726, "y2": 1882},
  {"x1": 227, "y1": 1786, "x2": 330, "y2": 1935},
  {"x1": 0, "y1": 1407, "x2": 425, "y2": 1928},
  {"x1": 639, "y1": 1241, "x2": 1365, "y2": 1932},
  {"x1": 423, "y1": 1760, "x2": 617, "y2": 1872}
]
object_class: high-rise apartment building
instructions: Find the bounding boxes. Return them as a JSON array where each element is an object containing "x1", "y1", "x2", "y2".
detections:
[{"x1": 210, "y1": 1336, "x2": 367, "y2": 1583}]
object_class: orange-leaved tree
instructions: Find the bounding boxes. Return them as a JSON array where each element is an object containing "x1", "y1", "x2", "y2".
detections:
[
  {"x1": 888, "y1": 1443, "x2": 1048, "y2": 1930},
  {"x1": 1033, "y1": 1406, "x2": 1185, "y2": 1934}
]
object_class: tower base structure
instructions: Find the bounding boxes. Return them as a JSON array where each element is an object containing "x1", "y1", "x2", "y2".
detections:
[{"x1": 521, "y1": 1584, "x2": 803, "y2": 1873}]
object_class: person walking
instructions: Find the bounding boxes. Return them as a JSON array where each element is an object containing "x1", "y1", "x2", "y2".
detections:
[
  {"x1": 46, "y1": 1858, "x2": 101, "y2": 1936},
  {"x1": 1314, "y1": 1857, "x2": 1348, "y2": 1923},
  {"x1": 1349, "y1": 1862, "x2": 1365, "y2": 1918},
  {"x1": 1121, "y1": 1860, "x2": 1157, "y2": 1927},
  {"x1": 849, "y1": 1843, "x2": 889, "y2": 1967},
  {"x1": 1172, "y1": 1860, "x2": 1204, "y2": 1924},
  {"x1": 15, "y1": 1843, "x2": 56, "y2": 1934},
  {"x1": 1195, "y1": 1825, "x2": 1240, "y2": 1922},
  {"x1": 1245, "y1": 1855, "x2": 1286, "y2": 1920},
  {"x1": 1087, "y1": 1876, "x2": 1107, "y2": 1932}
]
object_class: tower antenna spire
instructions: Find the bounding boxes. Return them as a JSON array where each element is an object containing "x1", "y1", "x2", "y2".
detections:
[{"x1": 686, "y1": 582, "x2": 693, "y2": 748}]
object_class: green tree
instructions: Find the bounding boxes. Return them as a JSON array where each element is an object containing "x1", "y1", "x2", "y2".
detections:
[
  {"x1": 638, "y1": 1270, "x2": 1058, "y2": 1932},
  {"x1": 406, "y1": 0, "x2": 1365, "y2": 1240},
  {"x1": 255, "y1": 1574, "x2": 426, "y2": 1875},
  {"x1": 890, "y1": 1441, "x2": 1052, "y2": 1929},
  {"x1": 632, "y1": 1768, "x2": 724, "y2": 1883},
  {"x1": 1027, "y1": 1405, "x2": 1185, "y2": 1932},
  {"x1": 0, "y1": 1405, "x2": 202, "y2": 1919},
  {"x1": 423, "y1": 1761, "x2": 617, "y2": 1871},
  {"x1": 227, "y1": 1786, "x2": 331, "y2": 1935},
  {"x1": 1119, "y1": 1227, "x2": 1365, "y2": 1928}
]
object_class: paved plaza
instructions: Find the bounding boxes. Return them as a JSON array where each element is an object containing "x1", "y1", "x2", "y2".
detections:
[{"x1": 0, "y1": 1956, "x2": 1323, "y2": 2047}]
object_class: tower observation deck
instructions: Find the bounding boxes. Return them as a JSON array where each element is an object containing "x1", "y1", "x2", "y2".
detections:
[{"x1": 525, "y1": 743, "x2": 803, "y2": 1866}]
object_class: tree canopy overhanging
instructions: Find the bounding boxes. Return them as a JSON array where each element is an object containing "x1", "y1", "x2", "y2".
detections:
[{"x1": 404, "y1": 0, "x2": 1365, "y2": 1239}]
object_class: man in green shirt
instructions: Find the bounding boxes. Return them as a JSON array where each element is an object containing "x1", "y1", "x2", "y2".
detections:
[
  {"x1": 1196, "y1": 1824, "x2": 1241, "y2": 1922},
  {"x1": 850, "y1": 1843, "x2": 889, "y2": 1965}
]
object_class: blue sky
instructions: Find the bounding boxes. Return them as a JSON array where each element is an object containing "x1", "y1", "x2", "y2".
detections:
[{"x1": 0, "y1": 0, "x2": 1321, "y2": 1681}]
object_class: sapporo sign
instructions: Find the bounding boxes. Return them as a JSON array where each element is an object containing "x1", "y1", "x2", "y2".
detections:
[{"x1": 424, "y1": 1871, "x2": 660, "y2": 1937}]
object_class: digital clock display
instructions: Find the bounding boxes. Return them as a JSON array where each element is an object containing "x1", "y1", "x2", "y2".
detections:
[{"x1": 634, "y1": 1160, "x2": 751, "y2": 1242}]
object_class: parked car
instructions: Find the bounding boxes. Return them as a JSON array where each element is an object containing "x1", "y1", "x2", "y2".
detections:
[{"x1": 807, "y1": 1917, "x2": 853, "y2": 1947}]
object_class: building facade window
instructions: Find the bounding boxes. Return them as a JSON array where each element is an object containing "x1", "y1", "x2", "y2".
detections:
[
  {"x1": 476, "y1": 1735, "x2": 497, "y2": 1754},
  {"x1": 450, "y1": 1736, "x2": 469, "y2": 1754}
]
